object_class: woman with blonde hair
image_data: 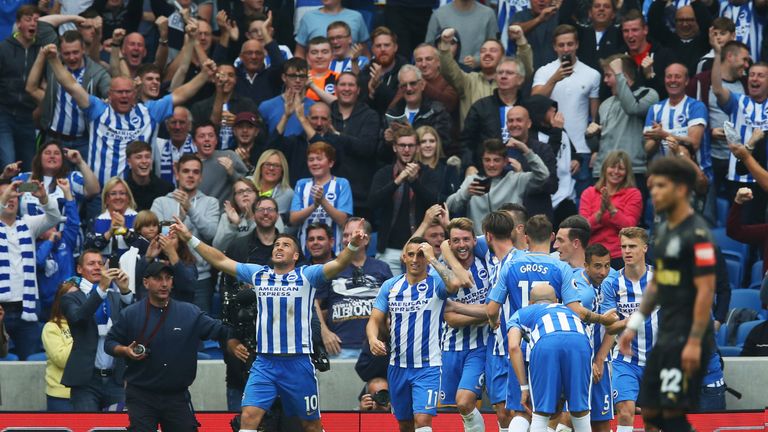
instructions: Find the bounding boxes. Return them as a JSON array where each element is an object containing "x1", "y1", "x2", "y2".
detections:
[
  {"x1": 84, "y1": 176, "x2": 138, "y2": 257},
  {"x1": 42, "y1": 281, "x2": 79, "y2": 412},
  {"x1": 416, "y1": 125, "x2": 460, "y2": 201},
  {"x1": 579, "y1": 150, "x2": 642, "y2": 269},
  {"x1": 251, "y1": 149, "x2": 294, "y2": 228}
]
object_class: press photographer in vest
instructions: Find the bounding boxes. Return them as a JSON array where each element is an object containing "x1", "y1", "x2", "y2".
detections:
[{"x1": 0, "y1": 178, "x2": 62, "y2": 360}]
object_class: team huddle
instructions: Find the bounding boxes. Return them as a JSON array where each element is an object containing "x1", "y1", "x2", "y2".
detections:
[{"x1": 364, "y1": 156, "x2": 718, "y2": 432}]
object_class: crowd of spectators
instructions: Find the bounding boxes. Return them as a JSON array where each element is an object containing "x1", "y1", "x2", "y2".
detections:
[{"x1": 0, "y1": 0, "x2": 766, "y2": 418}]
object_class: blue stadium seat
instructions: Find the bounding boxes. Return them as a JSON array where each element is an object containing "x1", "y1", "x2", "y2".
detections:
[
  {"x1": 726, "y1": 258, "x2": 743, "y2": 290},
  {"x1": 718, "y1": 346, "x2": 742, "y2": 357},
  {"x1": 751, "y1": 260, "x2": 764, "y2": 287},
  {"x1": 643, "y1": 197, "x2": 655, "y2": 229},
  {"x1": 736, "y1": 320, "x2": 764, "y2": 346},
  {"x1": 729, "y1": 289, "x2": 761, "y2": 312},
  {"x1": 197, "y1": 351, "x2": 212, "y2": 360},
  {"x1": 26, "y1": 352, "x2": 47, "y2": 361},
  {"x1": 0, "y1": 353, "x2": 19, "y2": 361},
  {"x1": 716, "y1": 323, "x2": 728, "y2": 346},
  {"x1": 712, "y1": 227, "x2": 749, "y2": 263},
  {"x1": 201, "y1": 340, "x2": 218, "y2": 351},
  {"x1": 716, "y1": 198, "x2": 730, "y2": 228}
]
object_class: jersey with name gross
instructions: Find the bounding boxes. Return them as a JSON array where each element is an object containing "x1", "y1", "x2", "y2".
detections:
[{"x1": 235, "y1": 263, "x2": 326, "y2": 355}]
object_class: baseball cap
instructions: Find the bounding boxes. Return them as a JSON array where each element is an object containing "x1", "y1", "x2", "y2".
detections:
[
  {"x1": 144, "y1": 261, "x2": 174, "y2": 278},
  {"x1": 234, "y1": 112, "x2": 259, "y2": 126}
]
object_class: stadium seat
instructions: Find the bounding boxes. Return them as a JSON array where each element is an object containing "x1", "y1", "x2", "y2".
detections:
[
  {"x1": 726, "y1": 258, "x2": 743, "y2": 290},
  {"x1": 0, "y1": 353, "x2": 19, "y2": 361},
  {"x1": 197, "y1": 351, "x2": 212, "y2": 360},
  {"x1": 26, "y1": 352, "x2": 47, "y2": 361},
  {"x1": 716, "y1": 198, "x2": 729, "y2": 228},
  {"x1": 643, "y1": 197, "x2": 655, "y2": 228},
  {"x1": 729, "y1": 289, "x2": 761, "y2": 312},
  {"x1": 716, "y1": 323, "x2": 728, "y2": 346},
  {"x1": 712, "y1": 227, "x2": 749, "y2": 263},
  {"x1": 201, "y1": 340, "x2": 218, "y2": 351},
  {"x1": 751, "y1": 260, "x2": 764, "y2": 287},
  {"x1": 718, "y1": 346, "x2": 742, "y2": 357},
  {"x1": 736, "y1": 320, "x2": 765, "y2": 346}
]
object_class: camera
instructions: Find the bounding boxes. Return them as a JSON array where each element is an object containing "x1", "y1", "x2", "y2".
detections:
[
  {"x1": 132, "y1": 343, "x2": 149, "y2": 356},
  {"x1": 371, "y1": 389, "x2": 390, "y2": 406}
]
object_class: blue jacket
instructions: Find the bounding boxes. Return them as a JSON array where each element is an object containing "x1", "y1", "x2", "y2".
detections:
[{"x1": 36, "y1": 199, "x2": 79, "y2": 309}]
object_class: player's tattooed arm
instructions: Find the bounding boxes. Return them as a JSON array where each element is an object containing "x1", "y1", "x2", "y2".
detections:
[{"x1": 420, "y1": 242, "x2": 461, "y2": 294}]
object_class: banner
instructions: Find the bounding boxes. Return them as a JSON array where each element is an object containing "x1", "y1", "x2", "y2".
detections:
[{"x1": 0, "y1": 411, "x2": 764, "y2": 431}]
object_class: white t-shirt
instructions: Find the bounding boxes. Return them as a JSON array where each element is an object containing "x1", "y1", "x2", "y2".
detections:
[{"x1": 532, "y1": 59, "x2": 601, "y2": 154}]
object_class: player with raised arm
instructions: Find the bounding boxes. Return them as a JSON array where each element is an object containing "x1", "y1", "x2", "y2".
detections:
[
  {"x1": 618, "y1": 156, "x2": 717, "y2": 432},
  {"x1": 603, "y1": 226, "x2": 656, "y2": 432},
  {"x1": 366, "y1": 237, "x2": 460, "y2": 432},
  {"x1": 170, "y1": 216, "x2": 366, "y2": 432}
]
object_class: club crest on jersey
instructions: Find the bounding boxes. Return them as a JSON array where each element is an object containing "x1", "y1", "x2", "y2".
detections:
[
  {"x1": 665, "y1": 236, "x2": 681, "y2": 258},
  {"x1": 286, "y1": 273, "x2": 298, "y2": 282},
  {"x1": 675, "y1": 113, "x2": 687, "y2": 124},
  {"x1": 478, "y1": 268, "x2": 488, "y2": 280},
  {"x1": 416, "y1": 282, "x2": 428, "y2": 292},
  {"x1": 130, "y1": 115, "x2": 141, "y2": 126},
  {"x1": 326, "y1": 192, "x2": 336, "y2": 201},
  {"x1": 325, "y1": 83, "x2": 335, "y2": 94}
]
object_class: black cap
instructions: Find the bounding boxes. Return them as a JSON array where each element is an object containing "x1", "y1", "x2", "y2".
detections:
[{"x1": 144, "y1": 261, "x2": 174, "y2": 278}]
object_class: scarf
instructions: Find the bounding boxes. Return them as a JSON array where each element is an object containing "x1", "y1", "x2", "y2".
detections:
[{"x1": 0, "y1": 218, "x2": 38, "y2": 321}]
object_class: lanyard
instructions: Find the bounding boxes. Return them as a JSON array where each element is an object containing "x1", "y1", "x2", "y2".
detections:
[{"x1": 137, "y1": 300, "x2": 171, "y2": 347}]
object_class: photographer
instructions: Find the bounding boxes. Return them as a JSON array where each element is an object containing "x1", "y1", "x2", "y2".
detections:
[
  {"x1": 106, "y1": 262, "x2": 235, "y2": 431},
  {"x1": 446, "y1": 137, "x2": 549, "y2": 235},
  {"x1": 358, "y1": 377, "x2": 390, "y2": 412}
]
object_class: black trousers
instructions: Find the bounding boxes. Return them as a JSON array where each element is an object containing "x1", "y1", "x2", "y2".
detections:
[{"x1": 126, "y1": 385, "x2": 199, "y2": 432}]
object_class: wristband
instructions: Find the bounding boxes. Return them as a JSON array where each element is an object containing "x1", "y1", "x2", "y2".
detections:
[
  {"x1": 626, "y1": 311, "x2": 646, "y2": 332},
  {"x1": 158, "y1": 39, "x2": 168, "y2": 44},
  {"x1": 347, "y1": 243, "x2": 360, "y2": 252},
  {"x1": 187, "y1": 236, "x2": 201, "y2": 249},
  {"x1": 520, "y1": 385, "x2": 529, "y2": 391}
]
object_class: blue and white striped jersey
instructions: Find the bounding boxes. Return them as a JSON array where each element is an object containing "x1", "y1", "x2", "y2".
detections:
[
  {"x1": 442, "y1": 256, "x2": 491, "y2": 351},
  {"x1": 51, "y1": 67, "x2": 87, "y2": 137},
  {"x1": 85, "y1": 95, "x2": 174, "y2": 186},
  {"x1": 644, "y1": 95, "x2": 708, "y2": 155},
  {"x1": 15, "y1": 172, "x2": 85, "y2": 217},
  {"x1": 329, "y1": 56, "x2": 370, "y2": 74},
  {"x1": 153, "y1": 135, "x2": 197, "y2": 185},
  {"x1": 373, "y1": 273, "x2": 449, "y2": 368},
  {"x1": 236, "y1": 262, "x2": 327, "y2": 355},
  {"x1": 290, "y1": 176, "x2": 353, "y2": 254},
  {"x1": 497, "y1": 0, "x2": 530, "y2": 55},
  {"x1": 507, "y1": 303, "x2": 588, "y2": 346},
  {"x1": 601, "y1": 265, "x2": 658, "y2": 366},
  {"x1": 720, "y1": 91, "x2": 768, "y2": 182},
  {"x1": 721, "y1": 1, "x2": 764, "y2": 63},
  {"x1": 574, "y1": 267, "x2": 618, "y2": 360},
  {"x1": 475, "y1": 235, "x2": 526, "y2": 356}
]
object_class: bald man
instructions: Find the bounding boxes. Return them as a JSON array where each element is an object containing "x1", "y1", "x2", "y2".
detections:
[
  {"x1": 44, "y1": 43, "x2": 216, "y2": 186},
  {"x1": 646, "y1": 2, "x2": 711, "y2": 86},
  {"x1": 504, "y1": 106, "x2": 558, "y2": 219},
  {"x1": 507, "y1": 283, "x2": 594, "y2": 432},
  {"x1": 235, "y1": 15, "x2": 287, "y2": 105}
]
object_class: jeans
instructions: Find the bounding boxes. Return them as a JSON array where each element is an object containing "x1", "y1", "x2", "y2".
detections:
[
  {"x1": 697, "y1": 385, "x2": 726, "y2": 412},
  {"x1": 70, "y1": 372, "x2": 126, "y2": 411},
  {"x1": 0, "y1": 110, "x2": 36, "y2": 171},
  {"x1": 192, "y1": 277, "x2": 215, "y2": 315},
  {"x1": 47, "y1": 395, "x2": 73, "y2": 412},
  {"x1": 47, "y1": 134, "x2": 90, "y2": 164},
  {"x1": 1, "y1": 302, "x2": 41, "y2": 360}
]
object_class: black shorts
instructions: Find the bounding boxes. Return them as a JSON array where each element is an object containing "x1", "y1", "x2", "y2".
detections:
[
  {"x1": 638, "y1": 341, "x2": 709, "y2": 410},
  {"x1": 126, "y1": 385, "x2": 200, "y2": 432}
]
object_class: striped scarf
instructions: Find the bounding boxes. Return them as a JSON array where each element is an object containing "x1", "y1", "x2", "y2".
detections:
[
  {"x1": 0, "y1": 219, "x2": 38, "y2": 321},
  {"x1": 158, "y1": 135, "x2": 197, "y2": 184}
]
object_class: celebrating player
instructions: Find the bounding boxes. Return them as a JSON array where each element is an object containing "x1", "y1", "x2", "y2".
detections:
[{"x1": 170, "y1": 216, "x2": 366, "y2": 432}]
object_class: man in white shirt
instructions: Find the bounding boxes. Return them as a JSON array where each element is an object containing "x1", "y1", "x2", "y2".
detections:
[{"x1": 532, "y1": 24, "x2": 600, "y2": 198}]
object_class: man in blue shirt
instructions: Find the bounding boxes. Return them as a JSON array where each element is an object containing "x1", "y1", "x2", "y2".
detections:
[
  {"x1": 507, "y1": 283, "x2": 593, "y2": 432},
  {"x1": 170, "y1": 215, "x2": 366, "y2": 432}
]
